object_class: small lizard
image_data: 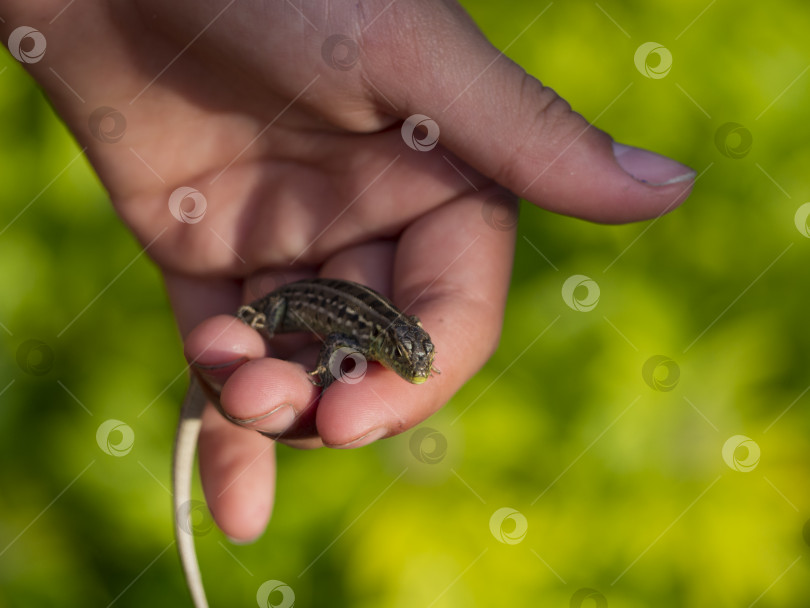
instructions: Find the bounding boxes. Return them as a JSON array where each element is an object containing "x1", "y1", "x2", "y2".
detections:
[{"x1": 173, "y1": 278, "x2": 437, "y2": 607}]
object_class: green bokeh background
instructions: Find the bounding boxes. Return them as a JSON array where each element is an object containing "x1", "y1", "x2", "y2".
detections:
[{"x1": 2, "y1": 1, "x2": 810, "y2": 606}]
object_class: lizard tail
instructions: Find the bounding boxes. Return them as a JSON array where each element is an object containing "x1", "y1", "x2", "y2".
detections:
[{"x1": 173, "y1": 376, "x2": 209, "y2": 608}]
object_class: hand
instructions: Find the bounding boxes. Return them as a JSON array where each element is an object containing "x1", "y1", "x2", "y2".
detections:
[{"x1": 2, "y1": 0, "x2": 694, "y2": 541}]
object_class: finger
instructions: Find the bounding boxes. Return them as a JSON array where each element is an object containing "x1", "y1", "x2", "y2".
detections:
[
  {"x1": 198, "y1": 400, "x2": 276, "y2": 541},
  {"x1": 219, "y1": 357, "x2": 321, "y2": 440},
  {"x1": 314, "y1": 187, "x2": 516, "y2": 447},
  {"x1": 184, "y1": 315, "x2": 295, "y2": 540},
  {"x1": 318, "y1": 240, "x2": 397, "y2": 295},
  {"x1": 362, "y1": 1, "x2": 695, "y2": 223}
]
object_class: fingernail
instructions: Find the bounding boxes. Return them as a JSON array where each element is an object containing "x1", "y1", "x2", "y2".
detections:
[
  {"x1": 331, "y1": 426, "x2": 388, "y2": 449},
  {"x1": 192, "y1": 357, "x2": 248, "y2": 393},
  {"x1": 230, "y1": 404, "x2": 296, "y2": 434},
  {"x1": 612, "y1": 141, "x2": 696, "y2": 186}
]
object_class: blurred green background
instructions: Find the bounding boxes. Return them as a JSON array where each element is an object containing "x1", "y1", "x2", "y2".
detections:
[{"x1": 2, "y1": 0, "x2": 810, "y2": 606}]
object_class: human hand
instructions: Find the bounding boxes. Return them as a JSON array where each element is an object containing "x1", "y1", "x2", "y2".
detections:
[{"x1": 2, "y1": 0, "x2": 694, "y2": 541}]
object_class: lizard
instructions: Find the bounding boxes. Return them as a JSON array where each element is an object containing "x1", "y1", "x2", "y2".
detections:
[{"x1": 172, "y1": 278, "x2": 438, "y2": 607}]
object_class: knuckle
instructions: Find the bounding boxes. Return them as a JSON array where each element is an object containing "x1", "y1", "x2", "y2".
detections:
[{"x1": 492, "y1": 72, "x2": 582, "y2": 186}]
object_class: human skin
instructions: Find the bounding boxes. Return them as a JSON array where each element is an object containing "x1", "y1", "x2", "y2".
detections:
[{"x1": 1, "y1": 0, "x2": 694, "y2": 542}]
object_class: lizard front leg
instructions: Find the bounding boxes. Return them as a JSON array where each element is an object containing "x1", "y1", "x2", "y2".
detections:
[
  {"x1": 237, "y1": 294, "x2": 286, "y2": 339},
  {"x1": 309, "y1": 333, "x2": 367, "y2": 389}
]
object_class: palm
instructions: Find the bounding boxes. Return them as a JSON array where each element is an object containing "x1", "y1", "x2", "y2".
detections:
[
  {"x1": 41, "y1": 2, "x2": 486, "y2": 323},
  {"x1": 128, "y1": 124, "x2": 468, "y2": 279}
]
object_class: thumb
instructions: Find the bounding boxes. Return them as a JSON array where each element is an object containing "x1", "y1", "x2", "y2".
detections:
[{"x1": 365, "y1": 3, "x2": 695, "y2": 223}]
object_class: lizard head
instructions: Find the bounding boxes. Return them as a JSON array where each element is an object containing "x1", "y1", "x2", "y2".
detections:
[{"x1": 389, "y1": 322, "x2": 436, "y2": 384}]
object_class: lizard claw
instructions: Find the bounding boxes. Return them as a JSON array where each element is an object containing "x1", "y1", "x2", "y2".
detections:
[{"x1": 307, "y1": 369, "x2": 325, "y2": 387}]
